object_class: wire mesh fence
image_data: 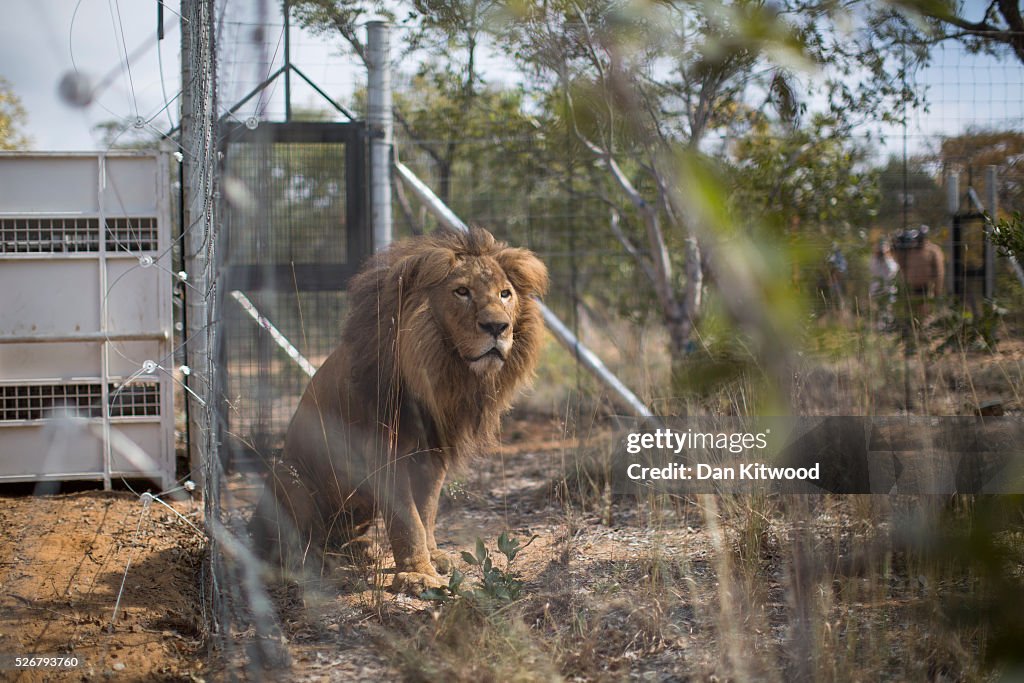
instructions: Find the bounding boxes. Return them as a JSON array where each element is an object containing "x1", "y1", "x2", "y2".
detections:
[
  {"x1": 217, "y1": 122, "x2": 368, "y2": 470},
  {"x1": 22, "y1": 0, "x2": 1014, "y2": 676},
  {"x1": 6, "y1": 0, "x2": 1022, "y2": 679},
  {"x1": 0, "y1": 0, "x2": 1019, "y2": 679}
]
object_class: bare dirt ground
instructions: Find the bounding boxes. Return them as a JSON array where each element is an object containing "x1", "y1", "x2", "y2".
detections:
[
  {"x1": 214, "y1": 411, "x2": 588, "y2": 680},
  {"x1": 0, "y1": 413, "x2": 584, "y2": 682},
  {"x1": 0, "y1": 489, "x2": 207, "y2": 681}
]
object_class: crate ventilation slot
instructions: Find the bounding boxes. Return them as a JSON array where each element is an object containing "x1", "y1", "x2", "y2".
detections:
[
  {"x1": 0, "y1": 217, "x2": 159, "y2": 254},
  {"x1": 0, "y1": 382, "x2": 161, "y2": 421},
  {"x1": 0, "y1": 218, "x2": 101, "y2": 253}
]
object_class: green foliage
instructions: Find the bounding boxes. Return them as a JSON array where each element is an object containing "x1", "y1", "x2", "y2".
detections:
[
  {"x1": 290, "y1": 1, "x2": 952, "y2": 388},
  {"x1": 293, "y1": 0, "x2": 1024, "y2": 405},
  {"x1": 990, "y1": 212, "x2": 1024, "y2": 259},
  {"x1": 778, "y1": 2, "x2": 929, "y2": 132},
  {"x1": 391, "y1": 65, "x2": 540, "y2": 205},
  {"x1": 290, "y1": 0, "x2": 393, "y2": 59},
  {"x1": 890, "y1": 0, "x2": 1024, "y2": 66},
  {"x1": 422, "y1": 532, "x2": 537, "y2": 605},
  {"x1": 932, "y1": 300, "x2": 1004, "y2": 353},
  {"x1": 730, "y1": 113, "x2": 881, "y2": 236},
  {"x1": 0, "y1": 77, "x2": 30, "y2": 150}
]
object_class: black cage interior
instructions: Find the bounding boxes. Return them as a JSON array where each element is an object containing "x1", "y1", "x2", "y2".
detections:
[
  {"x1": 951, "y1": 211, "x2": 988, "y2": 305},
  {"x1": 217, "y1": 121, "x2": 369, "y2": 469}
]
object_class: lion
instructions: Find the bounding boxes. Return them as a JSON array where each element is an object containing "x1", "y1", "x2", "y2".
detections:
[{"x1": 248, "y1": 227, "x2": 548, "y2": 594}]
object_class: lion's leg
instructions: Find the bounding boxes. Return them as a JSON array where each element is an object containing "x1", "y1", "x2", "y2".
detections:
[
  {"x1": 411, "y1": 454, "x2": 452, "y2": 574},
  {"x1": 322, "y1": 495, "x2": 376, "y2": 568},
  {"x1": 248, "y1": 460, "x2": 323, "y2": 577},
  {"x1": 381, "y1": 460, "x2": 446, "y2": 594}
]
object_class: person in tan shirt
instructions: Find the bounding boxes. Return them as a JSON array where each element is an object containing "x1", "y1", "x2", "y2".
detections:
[
  {"x1": 892, "y1": 225, "x2": 945, "y2": 325},
  {"x1": 893, "y1": 226, "x2": 945, "y2": 298}
]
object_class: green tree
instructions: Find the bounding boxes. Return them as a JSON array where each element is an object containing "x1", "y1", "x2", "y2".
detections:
[
  {"x1": 292, "y1": 0, "x2": 1011, "y2": 397},
  {"x1": 939, "y1": 128, "x2": 1024, "y2": 216},
  {"x1": 875, "y1": 154, "x2": 946, "y2": 234},
  {"x1": 499, "y1": 0, "x2": 920, "y2": 381},
  {"x1": 0, "y1": 78, "x2": 30, "y2": 150},
  {"x1": 730, "y1": 113, "x2": 880, "y2": 237},
  {"x1": 291, "y1": 0, "x2": 503, "y2": 205},
  {"x1": 913, "y1": 0, "x2": 1024, "y2": 65},
  {"x1": 391, "y1": 63, "x2": 536, "y2": 205}
]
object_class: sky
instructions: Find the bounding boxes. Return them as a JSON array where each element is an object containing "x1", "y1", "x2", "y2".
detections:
[
  {"x1": 1, "y1": 0, "x2": 1021, "y2": 155},
  {"x1": 0, "y1": 1, "x2": 180, "y2": 150}
]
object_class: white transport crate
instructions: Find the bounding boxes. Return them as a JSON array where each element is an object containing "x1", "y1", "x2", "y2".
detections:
[{"x1": 0, "y1": 152, "x2": 175, "y2": 489}]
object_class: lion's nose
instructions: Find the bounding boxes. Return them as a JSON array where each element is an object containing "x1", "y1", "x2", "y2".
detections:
[{"x1": 479, "y1": 321, "x2": 509, "y2": 338}]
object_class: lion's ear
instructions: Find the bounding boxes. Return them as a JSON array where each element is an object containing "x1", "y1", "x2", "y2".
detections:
[
  {"x1": 497, "y1": 247, "x2": 549, "y2": 298},
  {"x1": 393, "y1": 247, "x2": 456, "y2": 292}
]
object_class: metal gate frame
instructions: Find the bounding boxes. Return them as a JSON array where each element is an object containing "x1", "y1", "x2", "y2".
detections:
[
  {"x1": 951, "y1": 209, "x2": 989, "y2": 299},
  {"x1": 215, "y1": 121, "x2": 369, "y2": 467},
  {"x1": 219, "y1": 122, "x2": 369, "y2": 291}
]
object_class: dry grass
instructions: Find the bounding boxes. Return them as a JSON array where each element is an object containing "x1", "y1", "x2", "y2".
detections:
[{"x1": 221, "y1": 312, "x2": 1024, "y2": 682}]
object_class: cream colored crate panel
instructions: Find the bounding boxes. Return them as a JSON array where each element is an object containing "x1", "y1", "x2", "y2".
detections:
[
  {"x1": 110, "y1": 423, "x2": 170, "y2": 476},
  {"x1": 0, "y1": 425, "x2": 104, "y2": 477},
  {"x1": 108, "y1": 341, "x2": 167, "y2": 377},
  {"x1": 0, "y1": 344, "x2": 100, "y2": 380},
  {"x1": 0, "y1": 152, "x2": 173, "y2": 488},
  {"x1": 105, "y1": 257, "x2": 170, "y2": 331},
  {"x1": 102, "y1": 157, "x2": 163, "y2": 215},
  {"x1": 0, "y1": 260, "x2": 101, "y2": 335},
  {"x1": 0, "y1": 156, "x2": 100, "y2": 213}
]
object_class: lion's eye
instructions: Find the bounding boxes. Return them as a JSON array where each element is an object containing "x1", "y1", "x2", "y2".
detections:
[
  {"x1": 500, "y1": 289, "x2": 513, "y2": 299},
  {"x1": 454, "y1": 286, "x2": 470, "y2": 298}
]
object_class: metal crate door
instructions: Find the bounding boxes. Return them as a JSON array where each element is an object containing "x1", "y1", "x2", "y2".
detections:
[
  {"x1": 0, "y1": 152, "x2": 175, "y2": 489},
  {"x1": 218, "y1": 122, "x2": 368, "y2": 469}
]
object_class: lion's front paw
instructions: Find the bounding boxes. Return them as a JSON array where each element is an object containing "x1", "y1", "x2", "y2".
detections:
[
  {"x1": 430, "y1": 549, "x2": 453, "y2": 575},
  {"x1": 391, "y1": 571, "x2": 446, "y2": 596}
]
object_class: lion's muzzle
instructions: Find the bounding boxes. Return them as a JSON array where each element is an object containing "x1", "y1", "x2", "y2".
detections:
[{"x1": 466, "y1": 336, "x2": 512, "y2": 375}]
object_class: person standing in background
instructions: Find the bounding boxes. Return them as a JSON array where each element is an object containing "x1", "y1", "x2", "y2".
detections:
[
  {"x1": 869, "y1": 238, "x2": 900, "y2": 330},
  {"x1": 893, "y1": 225, "x2": 945, "y2": 306},
  {"x1": 892, "y1": 225, "x2": 946, "y2": 352}
]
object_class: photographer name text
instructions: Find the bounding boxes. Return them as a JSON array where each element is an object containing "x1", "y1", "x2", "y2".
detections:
[{"x1": 626, "y1": 462, "x2": 821, "y2": 481}]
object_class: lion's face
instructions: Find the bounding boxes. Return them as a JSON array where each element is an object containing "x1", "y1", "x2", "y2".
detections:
[{"x1": 428, "y1": 255, "x2": 519, "y2": 376}]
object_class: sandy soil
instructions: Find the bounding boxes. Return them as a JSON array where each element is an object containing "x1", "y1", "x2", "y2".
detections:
[
  {"x1": 0, "y1": 413, "x2": 578, "y2": 682},
  {"x1": 0, "y1": 489, "x2": 206, "y2": 682}
]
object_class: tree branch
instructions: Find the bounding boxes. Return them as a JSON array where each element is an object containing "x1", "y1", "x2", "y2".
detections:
[
  {"x1": 392, "y1": 107, "x2": 446, "y2": 168},
  {"x1": 608, "y1": 208, "x2": 659, "y2": 285}
]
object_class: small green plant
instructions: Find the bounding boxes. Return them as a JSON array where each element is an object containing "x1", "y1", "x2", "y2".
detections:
[
  {"x1": 932, "y1": 301, "x2": 1005, "y2": 353},
  {"x1": 422, "y1": 532, "x2": 536, "y2": 604},
  {"x1": 989, "y1": 212, "x2": 1024, "y2": 258}
]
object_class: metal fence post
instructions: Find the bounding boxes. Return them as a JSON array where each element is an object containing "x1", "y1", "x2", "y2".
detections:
[
  {"x1": 367, "y1": 21, "x2": 393, "y2": 252},
  {"x1": 946, "y1": 172, "x2": 958, "y2": 295},
  {"x1": 985, "y1": 166, "x2": 998, "y2": 299},
  {"x1": 181, "y1": 0, "x2": 217, "y2": 490}
]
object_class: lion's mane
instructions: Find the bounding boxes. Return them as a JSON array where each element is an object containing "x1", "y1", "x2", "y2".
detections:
[{"x1": 342, "y1": 226, "x2": 548, "y2": 462}]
